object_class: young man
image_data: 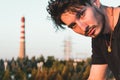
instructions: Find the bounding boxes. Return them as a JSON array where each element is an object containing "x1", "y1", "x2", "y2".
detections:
[{"x1": 47, "y1": 0, "x2": 120, "y2": 80}]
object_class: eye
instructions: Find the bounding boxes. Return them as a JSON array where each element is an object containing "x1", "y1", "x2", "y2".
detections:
[
  {"x1": 76, "y1": 9, "x2": 86, "y2": 19},
  {"x1": 68, "y1": 23, "x2": 76, "y2": 29}
]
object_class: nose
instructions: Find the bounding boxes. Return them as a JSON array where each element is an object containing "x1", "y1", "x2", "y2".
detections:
[{"x1": 75, "y1": 20, "x2": 88, "y2": 32}]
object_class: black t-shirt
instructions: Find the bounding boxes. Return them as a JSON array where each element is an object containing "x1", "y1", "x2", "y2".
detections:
[{"x1": 92, "y1": 14, "x2": 120, "y2": 80}]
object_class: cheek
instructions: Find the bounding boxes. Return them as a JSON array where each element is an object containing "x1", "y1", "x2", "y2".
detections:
[
  {"x1": 84, "y1": 9, "x2": 98, "y2": 24},
  {"x1": 72, "y1": 27, "x2": 84, "y2": 34},
  {"x1": 85, "y1": 14, "x2": 97, "y2": 24}
]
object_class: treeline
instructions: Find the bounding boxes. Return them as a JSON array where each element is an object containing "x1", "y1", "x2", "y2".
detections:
[{"x1": 0, "y1": 55, "x2": 114, "y2": 80}]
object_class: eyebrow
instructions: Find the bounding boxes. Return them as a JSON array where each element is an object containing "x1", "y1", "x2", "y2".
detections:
[
  {"x1": 76, "y1": 8, "x2": 86, "y2": 16},
  {"x1": 68, "y1": 23, "x2": 76, "y2": 28}
]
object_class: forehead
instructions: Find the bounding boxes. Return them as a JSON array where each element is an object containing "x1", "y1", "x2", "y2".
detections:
[
  {"x1": 61, "y1": 11, "x2": 76, "y2": 26},
  {"x1": 61, "y1": 6, "x2": 86, "y2": 18},
  {"x1": 61, "y1": 6, "x2": 87, "y2": 25}
]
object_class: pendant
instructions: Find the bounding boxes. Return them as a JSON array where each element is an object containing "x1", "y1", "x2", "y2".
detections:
[{"x1": 108, "y1": 46, "x2": 111, "y2": 53}]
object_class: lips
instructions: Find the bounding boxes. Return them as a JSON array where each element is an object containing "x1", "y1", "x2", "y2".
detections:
[{"x1": 85, "y1": 25, "x2": 96, "y2": 36}]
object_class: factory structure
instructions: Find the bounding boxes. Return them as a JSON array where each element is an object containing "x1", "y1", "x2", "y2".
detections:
[
  {"x1": 64, "y1": 36, "x2": 72, "y2": 61},
  {"x1": 19, "y1": 16, "x2": 26, "y2": 59}
]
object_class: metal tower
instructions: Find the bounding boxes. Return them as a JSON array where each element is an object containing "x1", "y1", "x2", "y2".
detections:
[{"x1": 64, "y1": 36, "x2": 72, "y2": 61}]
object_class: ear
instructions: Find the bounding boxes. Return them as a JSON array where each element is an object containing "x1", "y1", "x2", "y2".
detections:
[{"x1": 91, "y1": 0, "x2": 101, "y2": 8}]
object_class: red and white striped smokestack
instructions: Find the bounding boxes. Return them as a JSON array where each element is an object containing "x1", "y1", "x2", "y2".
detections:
[
  {"x1": 20, "y1": 16, "x2": 25, "y2": 42},
  {"x1": 19, "y1": 16, "x2": 26, "y2": 59}
]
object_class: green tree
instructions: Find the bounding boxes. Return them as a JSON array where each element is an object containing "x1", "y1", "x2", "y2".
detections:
[
  {"x1": 37, "y1": 55, "x2": 45, "y2": 62},
  {"x1": 52, "y1": 60, "x2": 64, "y2": 73},
  {"x1": 0, "y1": 59, "x2": 4, "y2": 79},
  {"x1": 30, "y1": 68, "x2": 37, "y2": 80},
  {"x1": 82, "y1": 65, "x2": 90, "y2": 80},
  {"x1": 47, "y1": 68, "x2": 58, "y2": 80},
  {"x1": 61, "y1": 66, "x2": 70, "y2": 80},
  {"x1": 31, "y1": 56, "x2": 37, "y2": 68},
  {"x1": 56, "y1": 73, "x2": 63, "y2": 80},
  {"x1": 14, "y1": 68, "x2": 27, "y2": 80},
  {"x1": 45, "y1": 56, "x2": 55, "y2": 68},
  {"x1": 81, "y1": 58, "x2": 91, "y2": 80},
  {"x1": 3, "y1": 69, "x2": 11, "y2": 80}
]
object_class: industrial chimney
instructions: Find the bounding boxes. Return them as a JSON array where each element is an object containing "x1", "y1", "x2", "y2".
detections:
[{"x1": 19, "y1": 16, "x2": 25, "y2": 59}]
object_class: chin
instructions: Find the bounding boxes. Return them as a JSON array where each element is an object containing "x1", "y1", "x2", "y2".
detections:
[
  {"x1": 94, "y1": 29, "x2": 101, "y2": 36},
  {"x1": 91, "y1": 35, "x2": 96, "y2": 38}
]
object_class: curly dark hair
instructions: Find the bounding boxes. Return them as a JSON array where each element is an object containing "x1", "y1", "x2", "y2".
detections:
[{"x1": 47, "y1": 0, "x2": 91, "y2": 30}]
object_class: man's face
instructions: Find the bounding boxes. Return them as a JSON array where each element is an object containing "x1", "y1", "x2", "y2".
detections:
[{"x1": 61, "y1": 6, "x2": 105, "y2": 38}]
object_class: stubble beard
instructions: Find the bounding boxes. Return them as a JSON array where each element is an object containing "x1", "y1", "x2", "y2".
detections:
[{"x1": 93, "y1": 7, "x2": 106, "y2": 37}]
